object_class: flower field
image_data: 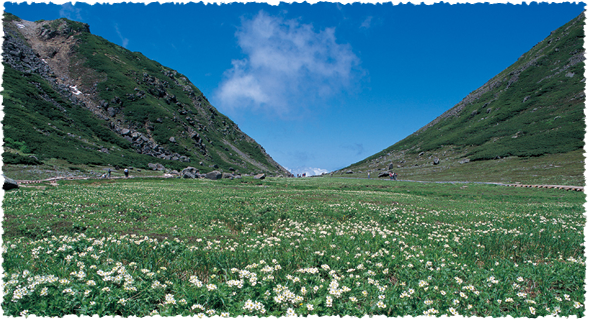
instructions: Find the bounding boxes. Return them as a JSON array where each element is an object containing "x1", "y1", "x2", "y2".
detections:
[{"x1": 2, "y1": 177, "x2": 585, "y2": 317}]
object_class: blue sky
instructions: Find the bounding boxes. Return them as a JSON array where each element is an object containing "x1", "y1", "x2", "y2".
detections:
[{"x1": 3, "y1": 1, "x2": 585, "y2": 175}]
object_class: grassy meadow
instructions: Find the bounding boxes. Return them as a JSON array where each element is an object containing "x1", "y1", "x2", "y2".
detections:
[{"x1": 2, "y1": 176, "x2": 585, "y2": 317}]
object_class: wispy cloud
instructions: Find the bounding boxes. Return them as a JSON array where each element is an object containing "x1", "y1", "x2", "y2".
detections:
[
  {"x1": 59, "y1": 3, "x2": 83, "y2": 21},
  {"x1": 215, "y1": 11, "x2": 362, "y2": 119},
  {"x1": 114, "y1": 24, "x2": 129, "y2": 48},
  {"x1": 360, "y1": 16, "x2": 373, "y2": 29},
  {"x1": 341, "y1": 143, "x2": 365, "y2": 156}
]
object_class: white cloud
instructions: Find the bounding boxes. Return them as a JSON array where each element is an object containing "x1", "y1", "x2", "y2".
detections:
[
  {"x1": 360, "y1": 16, "x2": 373, "y2": 29},
  {"x1": 114, "y1": 24, "x2": 129, "y2": 48},
  {"x1": 215, "y1": 11, "x2": 361, "y2": 119},
  {"x1": 59, "y1": 3, "x2": 83, "y2": 21},
  {"x1": 287, "y1": 166, "x2": 330, "y2": 177}
]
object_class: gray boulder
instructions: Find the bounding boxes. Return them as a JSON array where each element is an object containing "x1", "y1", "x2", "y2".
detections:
[
  {"x1": 205, "y1": 171, "x2": 222, "y2": 180},
  {"x1": 254, "y1": 173, "x2": 266, "y2": 180},
  {"x1": 433, "y1": 157, "x2": 440, "y2": 165},
  {"x1": 222, "y1": 173, "x2": 235, "y2": 179},
  {"x1": 3, "y1": 176, "x2": 19, "y2": 190},
  {"x1": 181, "y1": 167, "x2": 199, "y2": 179},
  {"x1": 378, "y1": 172, "x2": 390, "y2": 178},
  {"x1": 148, "y1": 163, "x2": 166, "y2": 171}
]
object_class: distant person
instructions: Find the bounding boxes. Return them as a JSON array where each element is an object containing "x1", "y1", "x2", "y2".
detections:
[
  {"x1": 393, "y1": 172, "x2": 398, "y2": 180},
  {"x1": 124, "y1": 168, "x2": 129, "y2": 178},
  {"x1": 107, "y1": 168, "x2": 111, "y2": 178},
  {"x1": 389, "y1": 172, "x2": 393, "y2": 180},
  {"x1": 368, "y1": 172, "x2": 370, "y2": 179}
]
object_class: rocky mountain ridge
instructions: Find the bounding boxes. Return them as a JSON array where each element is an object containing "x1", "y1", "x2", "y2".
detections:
[{"x1": 2, "y1": 13, "x2": 290, "y2": 177}]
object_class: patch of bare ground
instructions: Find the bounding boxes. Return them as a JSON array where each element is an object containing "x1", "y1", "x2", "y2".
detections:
[{"x1": 18, "y1": 19, "x2": 109, "y2": 121}]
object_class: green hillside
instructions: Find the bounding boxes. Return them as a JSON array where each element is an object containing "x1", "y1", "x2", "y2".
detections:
[
  {"x1": 339, "y1": 13, "x2": 585, "y2": 185},
  {"x1": 2, "y1": 13, "x2": 289, "y2": 178}
]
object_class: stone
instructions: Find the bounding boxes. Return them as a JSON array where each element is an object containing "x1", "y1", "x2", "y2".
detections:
[
  {"x1": 345, "y1": 170, "x2": 353, "y2": 174},
  {"x1": 206, "y1": 171, "x2": 222, "y2": 180},
  {"x1": 107, "y1": 107, "x2": 118, "y2": 117},
  {"x1": 3, "y1": 175, "x2": 19, "y2": 190},
  {"x1": 378, "y1": 172, "x2": 389, "y2": 178},
  {"x1": 181, "y1": 167, "x2": 199, "y2": 179},
  {"x1": 433, "y1": 157, "x2": 440, "y2": 165},
  {"x1": 388, "y1": 163, "x2": 394, "y2": 170},
  {"x1": 222, "y1": 173, "x2": 234, "y2": 179},
  {"x1": 169, "y1": 137, "x2": 176, "y2": 143},
  {"x1": 254, "y1": 173, "x2": 266, "y2": 180}
]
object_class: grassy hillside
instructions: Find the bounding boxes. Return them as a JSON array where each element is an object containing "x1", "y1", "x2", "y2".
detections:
[
  {"x1": 340, "y1": 13, "x2": 585, "y2": 185},
  {"x1": 2, "y1": 14, "x2": 289, "y2": 178}
]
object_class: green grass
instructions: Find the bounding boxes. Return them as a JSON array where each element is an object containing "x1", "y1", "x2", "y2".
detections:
[
  {"x1": 2, "y1": 177, "x2": 585, "y2": 317},
  {"x1": 341, "y1": 149, "x2": 585, "y2": 186}
]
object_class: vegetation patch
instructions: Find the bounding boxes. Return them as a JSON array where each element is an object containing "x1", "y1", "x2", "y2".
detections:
[{"x1": 2, "y1": 177, "x2": 585, "y2": 317}]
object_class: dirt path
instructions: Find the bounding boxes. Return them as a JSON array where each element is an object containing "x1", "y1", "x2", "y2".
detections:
[
  {"x1": 338, "y1": 177, "x2": 585, "y2": 192},
  {"x1": 16, "y1": 176, "x2": 584, "y2": 192},
  {"x1": 16, "y1": 174, "x2": 174, "y2": 185}
]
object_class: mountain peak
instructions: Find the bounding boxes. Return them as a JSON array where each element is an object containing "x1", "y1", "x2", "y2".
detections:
[{"x1": 2, "y1": 13, "x2": 291, "y2": 178}]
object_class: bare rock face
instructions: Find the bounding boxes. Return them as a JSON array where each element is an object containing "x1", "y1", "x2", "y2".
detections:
[
  {"x1": 254, "y1": 173, "x2": 266, "y2": 180},
  {"x1": 205, "y1": 171, "x2": 222, "y2": 180},
  {"x1": 3, "y1": 176, "x2": 19, "y2": 190}
]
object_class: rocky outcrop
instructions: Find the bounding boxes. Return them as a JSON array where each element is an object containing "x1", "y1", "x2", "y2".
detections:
[
  {"x1": 254, "y1": 173, "x2": 266, "y2": 180},
  {"x1": 205, "y1": 171, "x2": 222, "y2": 180},
  {"x1": 181, "y1": 167, "x2": 199, "y2": 179},
  {"x1": 222, "y1": 172, "x2": 235, "y2": 179},
  {"x1": 148, "y1": 163, "x2": 166, "y2": 171},
  {"x1": 2, "y1": 176, "x2": 19, "y2": 190}
]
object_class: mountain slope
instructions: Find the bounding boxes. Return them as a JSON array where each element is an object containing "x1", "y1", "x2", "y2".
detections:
[
  {"x1": 2, "y1": 13, "x2": 290, "y2": 177},
  {"x1": 339, "y1": 13, "x2": 585, "y2": 185}
]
